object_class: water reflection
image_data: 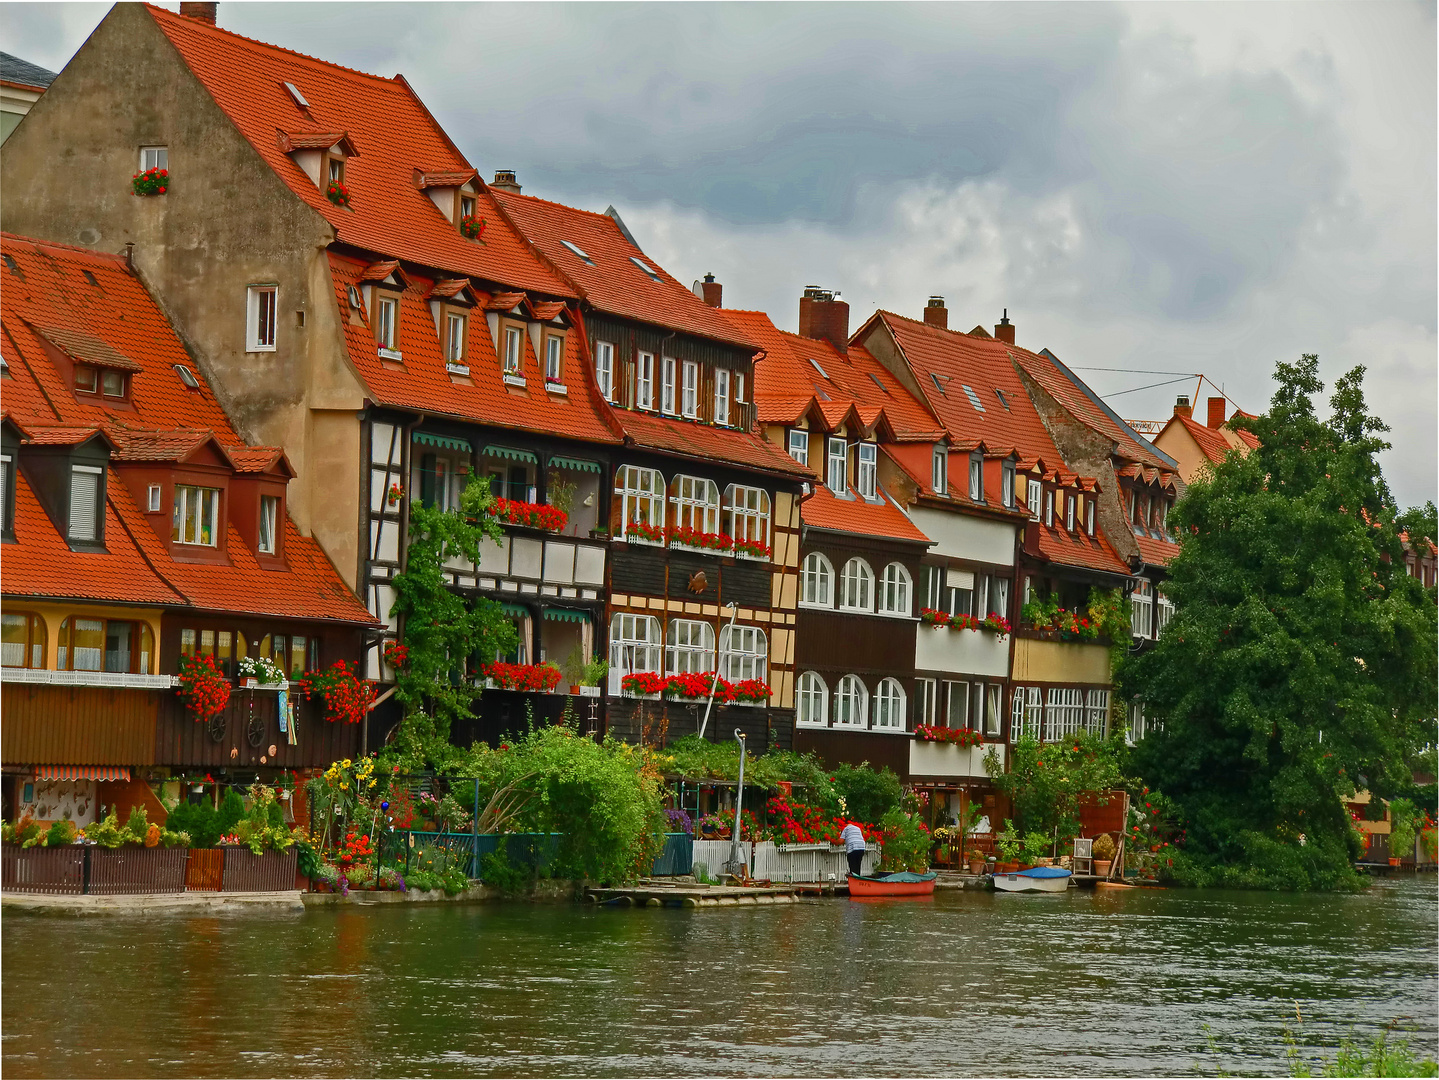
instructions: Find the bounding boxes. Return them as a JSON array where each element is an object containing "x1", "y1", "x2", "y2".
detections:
[{"x1": 3, "y1": 878, "x2": 1434, "y2": 1077}]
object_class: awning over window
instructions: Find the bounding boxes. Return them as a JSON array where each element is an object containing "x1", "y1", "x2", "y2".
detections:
[
  {"x1": 499, "y1": 602, "x2": 531, "y2": 618},
  {"x1": 547, "y1": 455, "x2": 602, "y2": 474},
  {"x1": 483, "y1": 445, "x2": 538, "y2": 465},
  {"x1": 35, "y1": 765, "x2": 131, "y2": 782},
  {"x1": 413, "y1": 432, "x2": 472, "y2": 453},
  {"x1": 543, "y1": 608, "x2": 591, "y2": 624}
]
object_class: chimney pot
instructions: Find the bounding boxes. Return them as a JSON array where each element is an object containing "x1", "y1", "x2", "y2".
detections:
[
  {"x1": 923, "y1": 296, "x2": 948, "y2": 330},
  {"x1": 994, "y1": 308, "x2": 1015, "y2": 345},
  {"x1": 798, "y1": 286, "x2": 849, "y2": 355},
  {"x1": 700, "y1": 273, "x2": 722, "y2": 309},
  {"x1": 491, "y1": 170, "x2": 522, "y2": 194},
  {"x1": 1174, "y1": 395, "x2": 1192, "y2": 419},
  {"x1": 180, "y1": 2, "x2": 217, "y2": 23},
  {"x1": 1207, "y1": 396, "x2": 1226, "y2": 429}
]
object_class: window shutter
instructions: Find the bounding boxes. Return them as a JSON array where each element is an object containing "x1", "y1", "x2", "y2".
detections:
[
  {"x1": 418, "y1": 453, "x2": 437, "y2": 507},
  {"x1": 69, "y1": 467, "x2": 101, "y2": 541}
]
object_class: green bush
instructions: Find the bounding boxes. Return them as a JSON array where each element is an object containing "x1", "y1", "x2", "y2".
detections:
[
  {"x1": 479, "y1": 841, "x2": 533, "y2": 893},
  {"x1": 164, "y1": 802, "x2": 221, "y2": 848},
  {"x1": 45, "y1": 820, "x2": 76, "y2": 847},
  {"x1": 124, "y1": 805, "x2": 149, "y2": 842},
  {"x1": 832, "y1": 763, "x2": 902, "y2": 825},
  {"x1": 217, "y1": 790, "x2": 246, "y2": 836},
  {"x1": 878, "y1": 807, "x2": 930, "y2": 873}
]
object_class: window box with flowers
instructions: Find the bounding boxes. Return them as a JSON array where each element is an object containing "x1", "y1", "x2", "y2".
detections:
[
  {"x1": 386, "y1": 482, "x2": 404, "y2": 508},
  {"x1": 913, "y1": 724, "x2": 984, "y2": 747},
  {"x1": 326, "y1": 180, "x2": 351, "y2": 208},
  {"x1": 666, "y1": 525, "x2": 736, "y2": 556},
  {"x1": 624, "y1": 520, "x2": 666, "y2": 547},
  {"x1": 237, "y1": 655, "x2": 288, "y2": 688},
  {"x1": 484, "y1": 661, "x2": 562, "y2": 692},
  {"x1": 132, "y1": 168, "x2": 169, "y2": 196},
  {"x1": 730, "y1": 678, "x2": 771, "y2": 707},
  {"x1": 298, "y1": 660, "x2": 374, "y2": 723},
  {"x1": 177, "y1": 653, "x2": 231, "y2": 723},
  {"x1": 620, "y1": 671, "x2": 668, "y2": 699},
  {"x1": 489, "y1": 497, "x2": 568, "y2": 534},
  {"x1": 664, "y1": 671, "x2": 736, "y2": 704},
  {"x1": 733, "y1": 539, "x2": 772, "y2": 561},
  {"x1": 459, "y1": 214, "x2": 486, "y2": 240},
  {"x1": 544, "y1": 377, "x2": 568, "y2": 395},
  {"x1": 919, "y1": 607, "x2": 1010, "y2": 637}
]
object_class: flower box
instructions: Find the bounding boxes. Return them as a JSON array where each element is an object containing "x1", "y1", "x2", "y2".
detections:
[
  {"x1": 502, "y1": 374, "x2": 526, "y2": 388},
  {"x1": 484, "y1": 662, "x2": 562, "y2": 692},
  {"x1": 446, "y1": 362, "x2": 470, "y2": 377},
  {"x1": 326, "y1": 180, "x2": 351, "y2": 207},
  {"x1": 490, "y1": 498, "x2": 567, "y2": 533},
  {"x1": 459, "y1": 214, "x2": 486, "y2": 239},
  {"x1": 132, "y1": 167, "x2": 168, "y2": 196},
  {"x1": 545, "y1": 381, "x2": 568, "y2": 395}
]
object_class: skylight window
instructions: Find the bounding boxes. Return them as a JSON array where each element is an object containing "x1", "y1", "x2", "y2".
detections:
[
  {"x1": 82, "y1": 270, "x2": 99, "y2": 287},
  {"x1": 961, "y1": 384, "x2": 986, "y2": 412},
  {"x1": 995, "y1": 388, "x2": 1010, "y2": 410},
  {"x1": 629, "y1": 257, "x2": 662, "y2": 282},
  {"x1": 929, "y1": 373, "x2": 947, "y2": 395},
  {"x1": 174, "y1": 365, "x2": 201, "y2": 389},
  {"x1": 868, "y1": 372, "x2": 890, "y2": 395},
  {"x1": 808, "y1": 358, "x2": 830, "y2": 379},
  {"x1": 2, "y1": 255, "x2": 18, "y2": 274},
  {"x1": 560, "y1": 240, "x2": 595, "y2": 266},
  {"x1": 282, "y1": 81, "x2": 309, "y2": 108}
]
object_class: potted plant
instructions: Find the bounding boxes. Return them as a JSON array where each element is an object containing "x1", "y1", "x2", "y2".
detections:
[
  {"x1": 1387, "y1": 798, "x2": 1417, "y2": 866},
  {"x1": 1092, "y1": 832, "x2": 1116, "y2": 877},
  {"x1": 995, "y1": 821, "x2": 1022, "y2": 872}
]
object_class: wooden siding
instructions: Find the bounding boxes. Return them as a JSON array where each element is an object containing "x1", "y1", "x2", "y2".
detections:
[
  {"x1": 607, "y1": 699, "x2": 788, "y2": 755},
  {"x1": 793, "y1": 727, "x2": 910, "y2": 777},
  {"x1": 795, "y1": 610, "x2": 917, "y2": 674},
  {"x1": 2, "y1": 684, "x2": 158, "y2": 766},
  {"x1": 611, "y1": 546, "x2": 771, "y2": 609},
  {"x1": 153, "y1": 689, "x2": 360, "y2": 770}
]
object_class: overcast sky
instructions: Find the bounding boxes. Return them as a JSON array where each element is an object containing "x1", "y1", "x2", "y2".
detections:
[{"x1": 7, "y1": 2, "x2": 1435, "y2": 506}]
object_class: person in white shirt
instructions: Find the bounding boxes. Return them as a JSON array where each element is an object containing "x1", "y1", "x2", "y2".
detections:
[{"x1": 840, "y1": 821, "x2": 867, "y2": 876}]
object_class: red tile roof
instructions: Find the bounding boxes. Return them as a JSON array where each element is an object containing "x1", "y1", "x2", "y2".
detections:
[
  {"x1": 144, "y1": 5, "x2": 574, "y2": 298},
  {"x1": 1168, "y1": 411, "x2": 1247, "y2": 465},
  {"x1": 613, "y1": 408, "x2": 810, "y2": 479},
  {"x1": 490, "y1": 189, "x2": 755, "y2": 349},
  {"x1": 1134, "y1": 533, "x2": 1180, "y2": 568},
  {"x1": 801, "y1": 485, "x2": 931, "y2": 545},
  {"x1": 1034, "y1": 524, "x2": 1131, "y2": 577}
]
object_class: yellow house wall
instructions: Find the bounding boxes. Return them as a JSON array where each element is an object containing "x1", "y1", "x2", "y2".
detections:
[
  {"x1": 1012, "y1": 637, "x2": 1111, "y2": 685},
  {"x1": 3, "y1": 600, "x2": 166, "y2": 673}
]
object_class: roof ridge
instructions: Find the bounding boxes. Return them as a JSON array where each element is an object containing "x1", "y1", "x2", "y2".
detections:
[
  {"x1": 1, "y1": 231, "x2": 129, "y2": 265},
  {"x1": 492, "y1": 187, "x2": 614, "y2": 225}
]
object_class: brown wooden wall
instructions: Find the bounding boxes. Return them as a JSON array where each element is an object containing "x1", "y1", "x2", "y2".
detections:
[
  {"x1": 154, "y1": 688, "x2": 361, "y2": 771},
  {"x1": 793, "y1": 727, "x2": 910, "y2": 777},
  {"x1": 794, "y1": 609, "x2": 917, "y2": 674},
  {"x1": 608, "y1": 699, "x2": 790, "y2": 755},
  {"x1": 2, "y1": 685, "x2": 158, "y2": 766},
  {"x1": 611, "y1": 546, "x2": 770, "y2": 609}
]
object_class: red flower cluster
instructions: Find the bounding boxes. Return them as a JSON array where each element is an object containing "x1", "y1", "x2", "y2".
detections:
[
  {"x1": 178, "y1": 653, "x2": 231, "y2": 723},
  {"x1": 298, "y1": 661, "x2": 374, "y2": 723},
  {"x1": 621, "y1": 671, "x2": 669, "y2": 696},
  {"x1": 337, "y1": 830, "x2": 373, "y2": 868},
  {"x1": 733, "y1": 537, "x2": 771, "y2": 558},
  {"x1": 982, "y1": 613, "x2": 1012, "y2": 635},
  {"x1": 326, "y1": 180, "x2": 351, "y2": 207},
  {"x1": 132, "y1": 167, "x2": 168, "y2": 196},
  {"x1": 920, "y1": 608, "x2": 1010, "y2": 635},
  {"x1": 626, "y1": 520, "x2": 666, "y2": 543},
  {"x1": 382, "y1": 642, "x2": 409, "y2": 670},
  {"x1": 459, "y1": 214, "x2": 486, "y2": 239},
  {"x1": 491, "y1": 498, "x2": 568, "y2": 533},
  {"x1": 386, "y1": 482, "x2": 404, "y2": 506},
  {"x1": 1028, "y1": 608, "x2": 1097, "y2": 640},
  {"x1": 621, "y1": 671, "x2": 772, "y2": 703},
  {"x1": 485, "y1": 662, "x2": 562, "y2": 692},
  {"x1": 913, "y1": 724, "x2": 984, "y2": 746},
  {"x1": 760, "y1": 797, "x2": 883, "y2": 845},
  {"x1": 731, "y1": 678, "x2": 771, "y2": 704}
]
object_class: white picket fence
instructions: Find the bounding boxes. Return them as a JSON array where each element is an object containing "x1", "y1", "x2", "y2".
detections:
[
  {"x1": 689, "y1": 839, "x2": 878, "y2": 882},
  {"x1": 691, "y1": 840, "x2": 752, "y2": 880}
]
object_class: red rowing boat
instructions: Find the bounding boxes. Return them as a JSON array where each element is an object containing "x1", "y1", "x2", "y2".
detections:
[{"x1": 846, "y1": 871, "x2": 937, "y2": 897}]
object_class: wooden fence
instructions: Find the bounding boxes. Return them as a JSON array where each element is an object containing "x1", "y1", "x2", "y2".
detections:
[
  {"x1": 220, "y1": 848, "x2": 298, "y2": 892},
  {"x1": 87, "y1": 847, "x2": 188, "y2": 895},
  {"x1": 1, "y1": 845, "x2": 86, "y2": 894},
  {"x1": 2, "y1": 845, "x2": 299, "y2": 895}
]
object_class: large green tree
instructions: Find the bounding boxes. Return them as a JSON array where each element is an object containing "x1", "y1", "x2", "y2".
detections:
[{"x1": 1120, "y1": 355, "x2": 1436, "y2": 889}]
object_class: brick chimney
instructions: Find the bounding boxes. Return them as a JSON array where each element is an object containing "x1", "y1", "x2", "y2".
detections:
[
  {"x1": 1207, "y1": 396, "x2": 1226, "y2": 429},
  {"x1": 798, "y1": 286, "x2": 849, "y2": 355},
  {"x1": 923, "y1": 296, "x2": 948, "y2": 330},
  {"x1": 994, "y1": 308, "x2": 1015, "y2": 345},
  {"x1": 699, "y1": 272, "x2": 722, "y2": 309},
  {"x1": 1174, "y1": 395, "x2": 1192, "y2": 419},
  {"x1": 491, "y1": 170, "x2": 522, "y2": 194},
  {"x1": 180, "y1": 2, "x2": 217, "y2": 24}
]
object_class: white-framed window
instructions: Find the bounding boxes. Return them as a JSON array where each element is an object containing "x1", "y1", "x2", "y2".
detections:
[
  {"x1": 545, "y1": 334, "x2": 563, "y2": 382},
  {"x1": 878, "y1": 562, "x2": 911, "y2": 616},
  {"x1": 139, "y1": 146, "x2": 168, "y2": 172},
  {"x1": 681, "y1": 360, "x2": 699, "y2": 418},
  {"x1": 1085, "y1": 689, "x2": 1110, "y2": 735},
  {"x1": 797, "y1": 672, "x2": 828, "y2": 726},
  {"x1": 826, "y1": 437, "x2": 847, "y2": 493},
  {"x1": 945, "y1": 680, "x2": 969, "y2": 729},
  {"x1": 1066, "y1": 495, "x2": 1076, "y2": 531},
  {"x1": 502, "y1": 326, "x2": 523, "y2": 374},
  {"x1": 946, "y1": 567, "x2": 974, "y2": 619},
  {"x1": 971, "y1": 682, "x2": 987, "y2": 733},
  {"x1": 969, "y1": 454, "x2": 983, "y2": 501},
  {"x1": 933, "y1": 446, "x2": 947, "y2": 494},
  {"x1": 1002, "y1": 461, "x2": 1015, "y2": 508},
  {"x1": 1044, "y1": 489, "x2": 1054, "y2": 527},
  {"x1": 857, "y1": 442, "x2": 877, "y2": 499},
  {"x1": 735, "y1": 372, "x2": 746, "y2": 403},
  {"x1": 246, "y1": 285, "x2": 277, "y2": 352},
  {"x1": 1012, "y1": 685, "x2": 1043, "y2": 741},
  {"x1": 923, "y1": 565, "x2": 944, "y2": 610},
  {"x1": 617, "y1": 466, "x2": 665, "y2": 535},
  {"x1": 915, "y1": 678, "x2": 938, "y2": 725},
  {"x1": 147, "y1": 484, "x2": 161, "y2": 513},
  {"x1": 666, "y1": 619, "x2": 715, "y2": 675},
  {"x1": 1132, "y1": 579, "x2": 1153, "y2": 638},
  {"x1": 874, "y1": 678, "x2": 906, "y2": 730},
  {"x1": 1157, "y1": 498, "x2": 1170, "y2": 536},
  {"x1": 1027, "y1": 476, "x2": 1042, "y2": 518},
  {"x1": 801, "y1": 552, "x2": 834, "y2": 607},
  {"x1": 375, "y1": 295, "x2": 399, "y2": 354},
  {"x1": 834, "y1": 674, "x2": 868, "y2": 727},
  {"x1": 720, "y1": 624, "x2": 767, "y2": 684},
  {"x1": 1126, "y1": 698, "x2": 1147, "y2": 745},
  {"x1": 69, "y1": 465, "x2": 103, "y2": 542},
  {"x1": 714, "y1": 369, "x2": 730, "y2": 425},
  {"x1": 787, "y1": 429, "x2": 809, "y2": 466},
  {"x1": 986, "y1": 684, "x2": 1002, "y2": 736},
  {"x1": 609, "y1": 613, "x2": 662, "y2": 694},
  {"x1": 1157, "y1": 589, "x2": 1174, "y2": 635},
  {"x1": 172, "y1": 484, "x2": 220, "y2": 547},
  {"x1": 445, "y1": 312, "x2": 466, "y2": 364},
  {"x1": 661, "y1": 356, "x2": 677, "y2": 414},
  {"x1": 989, "y1": 576, "x2": 1010, "y2": 620},
  {"x1": 672, "y1": 475, "x2": 720, "y2": 533},
  {"x1": 725, "y1": 484, "x2": 770, "y2": 552},
  {"x1": 258, "y1": 494, "x2": 279, "y2": 554},
  {"x1": 595, "y1": 341, "x2": 614, "y2": 400},
  {"x1": 636, "y1": 351, "x2": 655, "y2": 409},
  {"x1": 1044, "y1": 687, "x2": 1085, "y2": 742},
  {"x1": 1087, "y1": 499, "x2": 1096, "y2": 536},
  {"x1": 974, "y1": 574, "x2": 989, "y2": 620},
  {"x1": 839, "y1": 557, "x2": 875, "y2": 612}
]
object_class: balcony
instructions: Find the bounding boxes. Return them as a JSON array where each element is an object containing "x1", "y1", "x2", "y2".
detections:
[
  {"x1": 1011, "y1": 635, "x2": 1111, "y2": 685},
  {"x1": 914, "y1": 623, "x2": 1010, "y2": 678},
  {"x1": 908, "y1": 739, "x2": 1005, "y2": 780},
  {"x1": 448, "y1": 531, "x2": 606, "y2": 601}
]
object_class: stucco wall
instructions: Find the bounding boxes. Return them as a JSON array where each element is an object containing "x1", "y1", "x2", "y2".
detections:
[
  {"x1": 910, "y1": 506, "x2": 1016, "y2": 566},
  {"x1": 1011, "y1": 637, "x2": 1112, "y2": 685}
]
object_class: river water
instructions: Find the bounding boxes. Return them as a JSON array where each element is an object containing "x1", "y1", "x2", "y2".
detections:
[{"x1": 3, "y1": 876, "x2": 1435, "y2": 1077}]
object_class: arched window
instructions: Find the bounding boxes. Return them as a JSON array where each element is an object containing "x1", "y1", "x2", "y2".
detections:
[
  {"x1": 616, "y1": 466, "x2": 665, "y2": 538},
  {"x1": 796, "y1": 672, "x2": 828, "y2": 726},
  {"x1": 671, "y1": 475, "x2": 720, "y2": 534},
  {"x1": 720, "y1": 624, "x2": 767, "y2": 683},
  {"x1": 839, "y1": 557, "x2": 874, "y2": 612},
  {"x1": 665, "y1": 619, "x2": 715, "y2": 674},
  {"x1": 58, "y1": 617, "x2": 153, "y2": 674},
  {"x1": 874, "y1": 678, "x2": 906, "y2": 730},
  {"x1": 609, "y1": 612, "x2": 661, "y2": 693},
  {"x1": 801, "y1": 552, "x2": 834, "y2": 607},
  {"x1": 878, "y1": 563, "x2": 911, "y2": 616},
  {"x1": 1, "y1": 612, "x2": 46, "y2": 669},
  {"x1": 724, "y1": 484, "x2": 770, "y2": 554},
  {"x1": 834, "y1": 674, "x2": 868, "y2": 727}
]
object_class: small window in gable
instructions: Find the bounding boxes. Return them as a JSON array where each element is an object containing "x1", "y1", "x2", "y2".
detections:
[
  {"x1": 258, "y1": 494, "x2": 280, "y2": 554},
  {"x1": 1087, "y1": 499, "x2": 1096, "y2": 536},
  {"x1": 932, "y1": 446, "x2": 947, "y2": 494},
  {"x1": 787, "y1": 429, "x2": 808, "y2": 466},
  {"x1": 100, "y1": 370, "x2": 127, "y2": 398},
  {"x1": 502, "y1": 326, "x2": 524, "y2": 376},
  {"x1": 69, "y1": 465, "x2": 103, "y2": 543},
  {"x1": 857, "y1": 442, "x2": 877, "y2": 499},
  {"x1": 968, "y1": 454, "x2": 983, "y2": 501},
  {"x1": 545, "y1": 334, "x2": 564, "y2": 384},
  {"x1": 327, "y1": 155, "x2": 345, "y2": 187},
  {"x1": 246, "y1": 285, "x2": 278, "y2": 352},
  {"x1": 1002, "y1": 460, "x2": 1015, "y2": 507},
  {"x1": 594, "y1": 341, "x2": 614, "y2": 400},
  {"x1": 1066, "y1": 494, "x2": 1076, "y2": 531},
  {"x1": 374, "y1": 293, "x2": 401, "y2": 358},
  {"x1": 826, "y1": 437, "x2": 847, "y2": 494},
  {"x1": 445, "y1": 312, "x2": 467, "y2": 368},
  {"x1": 73, "y1": 364, "x2": 98, "y2": 394},
  {"x1": 147, "y1": 484, "x2": 162, "y2": 513},
  {"x1": 460, "y1": 195, "x2": 476, "y2": 220},
  {"x1": 713, "y1": 369, "x2": 731, "y2": 426},
  {"x1": 139, "y1": 146, "x2": 168, "y2": 172}
]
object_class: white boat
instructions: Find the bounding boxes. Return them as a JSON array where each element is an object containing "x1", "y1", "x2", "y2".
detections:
[{"x1": 993, "y1": 866, "x2": 1072, "y2": 893}]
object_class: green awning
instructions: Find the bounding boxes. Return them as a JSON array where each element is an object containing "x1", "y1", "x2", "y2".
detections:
[
  {"x1": 483, "y1": 445, "x2": 538, "y2": 464},
  {"x1": 547, "y1": 455, "x2": 602, "y2": 474},
  {"x1": 413, "y1": 432, "x2": 472, "y2": 453},
  {"x1": 499, "y1": 602, "x2": 531, "y2": 618},
  {"x1": 543, "y1": 608, "x2": 591, "y2": 624}
]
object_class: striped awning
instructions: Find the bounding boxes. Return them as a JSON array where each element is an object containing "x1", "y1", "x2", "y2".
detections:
[
  {"x1": 35, "y1": 765, "x2": 131, "y2": 782},
  {"x1": 499, "y1": 602, "x2": 531, "y2": 618},
  {"x1": 547, "y1": 455, "x2": 602, "y2": 474},
  {"x1": 482, "y1": 445, "x2": 537, "y2": 464},
  {"x1": 543, "y1": 608, "x2": 591, "y2": 624},
  {"x1": 413, "y1": 432, "x2": 472, "y2": 453}
]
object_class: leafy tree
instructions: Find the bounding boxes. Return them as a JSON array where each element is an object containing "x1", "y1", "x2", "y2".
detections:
[
  {"x1": 386, "y1": 476, "x2": 518, "y2": 769},
  {"x1": 1396, "y1": 500, "x2": 1437, "y2": 548},
  {"x1": 984, "y1": 733, "x2": 1128, "y2": 840},
  {"x1": 1119, "y1": 356, "x2": 1437, "y2": 889}
]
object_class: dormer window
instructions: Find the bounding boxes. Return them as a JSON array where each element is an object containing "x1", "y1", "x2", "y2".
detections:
[
  {"x1": 258, "y1": 494, "x2": 279, "y2": 554},
  {"x1": 1002, "y1": 460, "x2": 1015, "y2": 507},
  {"x1": 545, "y1": 333, "x2": 564, "y2": 384},
  {"x1": 503, "y1": 326, "x2": 523, "y2": 375},
  {"x1": 827, "y1": 438, "x2": 848, "y2": 494},
  {"x1": 1027, "y1": 476, "x2": 1041, "y2": 517},
  {"x1": 1045, "y1": 489, "x2": 1054, "y2": 527},
  {"x1": 932, "y1": 447, "x2": 947, "y2": 494},
  {"x1": 857, "y1": 442, "x2": 877, "y2": 499},
  {"x1": 461, "y1": 195, "x2": 476, "y2": 220},
  {"x1": 1066, "y1": 494, "x2": 1076, "y2": 531},
  {"x1": 375, "y1": 294, "x2": 400, "y2": 358},
  {"x1": 445, "y1": 312, "x2": 467, "y2": 367},
  {"x1": 1087, "y1": 499, "x2": 1096, "y2": 536},
  {"x1": 69, "y1": 466, "x2": 103, "y2": 543},
  {"x1": 173, "y1": 484, "x2": 220, "y2": 547},
  {"x1": 968, "y1": 454, "x2": 983, "y2": 501},
  {"x1": 788, "y1": 429, "x2": 808, "y2": 466}
]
